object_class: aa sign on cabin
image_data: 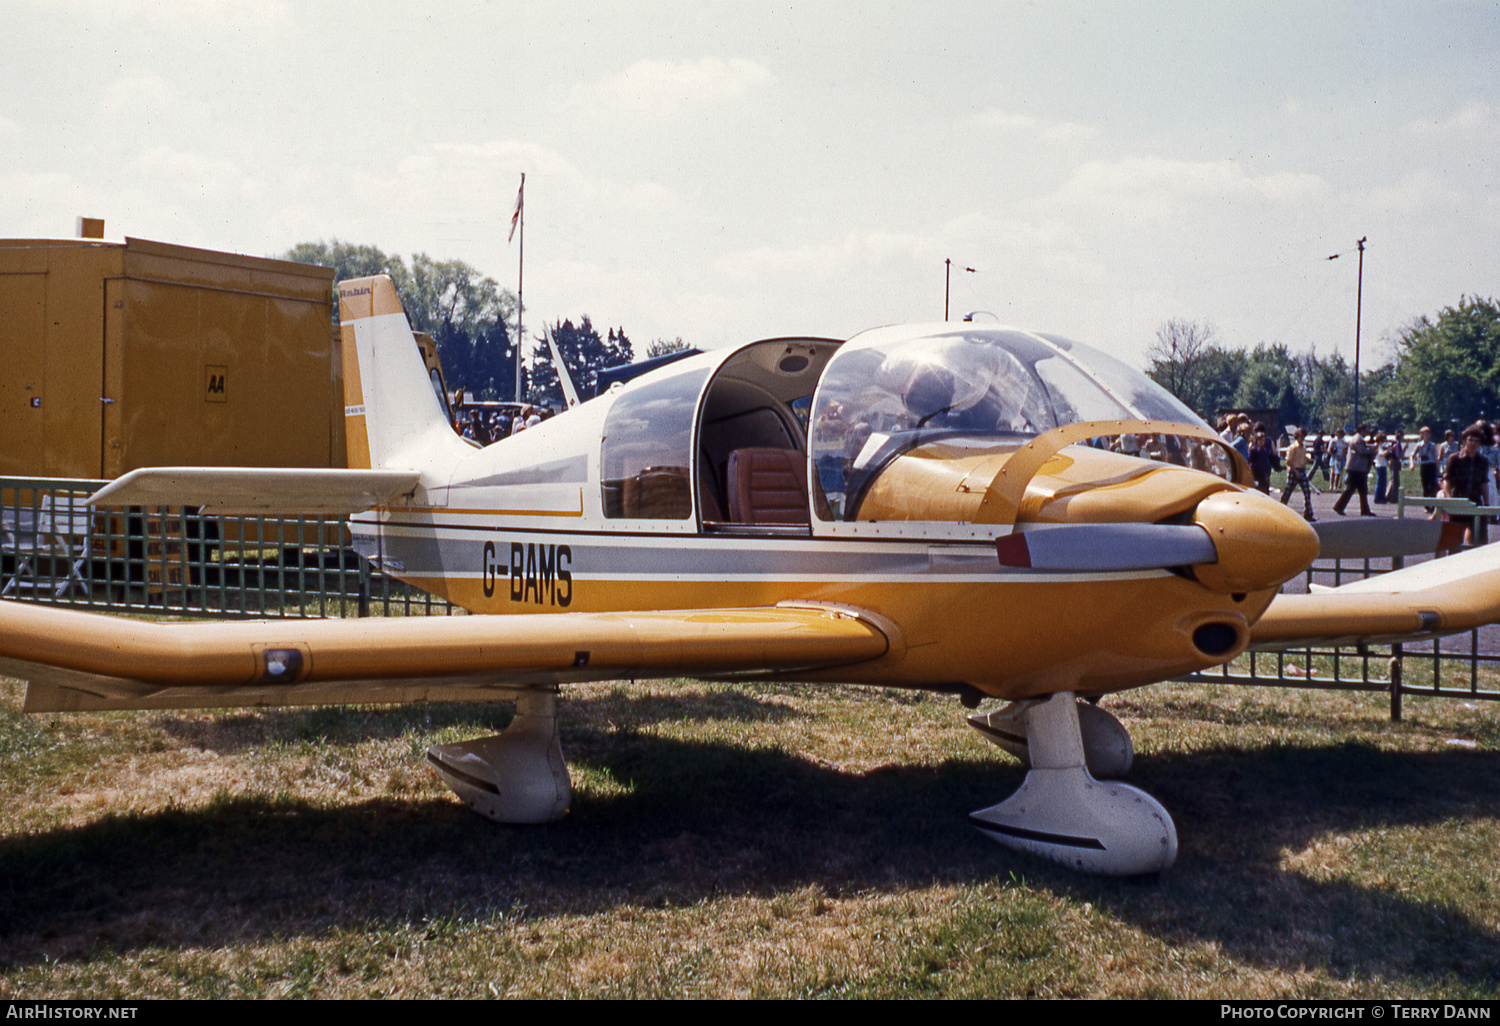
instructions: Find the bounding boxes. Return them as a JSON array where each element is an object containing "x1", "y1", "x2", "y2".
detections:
[{"x1": 0, "y1": 235, "x2": 343, "y2": 478}]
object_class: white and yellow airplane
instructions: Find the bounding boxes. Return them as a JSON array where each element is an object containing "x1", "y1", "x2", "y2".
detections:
[{"x1": 4, "y1": 274, "x2": 1498, "y2": 876}]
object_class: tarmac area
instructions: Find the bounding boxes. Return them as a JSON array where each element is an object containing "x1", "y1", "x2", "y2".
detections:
[{"x1": 1267, "y1": 464, "x2": 1414, "y2": 523}]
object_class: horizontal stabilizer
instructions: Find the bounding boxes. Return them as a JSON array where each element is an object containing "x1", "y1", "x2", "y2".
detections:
[
  {"x1": 1313, "y1": 517, "x2": 1467, "y2": 560},
  {"x1": 1252, "y1": 543, "x2": 1500, "y2": 648},
  {"x1": 88, "y1": 467, "x2": 422, "y2": 515}
]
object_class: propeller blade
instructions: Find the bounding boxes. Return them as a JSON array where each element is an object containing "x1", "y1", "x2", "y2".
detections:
[
  {"x1": 996, "y1": 523, "x2": 1217, "y2": 572},
  {"x1": 1313, "y1": 518, "x2": 1467, "y2": 560}
]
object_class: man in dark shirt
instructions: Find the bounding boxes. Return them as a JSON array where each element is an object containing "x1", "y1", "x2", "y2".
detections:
[
  {"x1": 1445, "y1": 427, "x2": 1490, "y2": 544},
  {"x1": 1247, "y1": 424, "x2": 1277, "y2": 493}
]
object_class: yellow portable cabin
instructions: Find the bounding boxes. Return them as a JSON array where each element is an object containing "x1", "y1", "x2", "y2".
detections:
[{"x1": 0, "y1": 236, "x2": 342, "y2": 479}]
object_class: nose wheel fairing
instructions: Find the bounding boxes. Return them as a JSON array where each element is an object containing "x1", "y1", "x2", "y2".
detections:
[{"x1": 968, "y1": 692, "x2": 1177, "y2": 876}]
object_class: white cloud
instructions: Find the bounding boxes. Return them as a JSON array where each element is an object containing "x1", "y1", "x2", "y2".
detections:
[
  {"x1": 717, "y1": 229, "x2": 924, "y2": 278},
  {"x1": 1353, "y1": 170, "x2": 1464, "y2": 216},
  {"x1": 973, "y1": 108, "x2": 1036, "y2": 131},
  {"x1": 99, "y1": 71, "x2": 213, "y2": 129},
  {"x1": 1055, "y1": 156, "x2": 1326, "y2": 217},
  {"x1": 570, "y1": 57, "x2": 773, "y2": 114},
  {"x1": 127, "y1": 147, "x2": 265, "y2": 202},
  {"x1": 101, "y1": 71, "x2": 176, "y2": 116},
  {"x1": 0, "y1": 172, "x2": 100, "y2": 233},
  {"x1": 971, "y1": 106, "x2": 1098, "y2": 144},
  {"x1": 1484, "y1": 192, "x2": 1500, "y2": 229},
  {"x1": 55, "y1": 0, "x2": 292, "y2": 32},
  {"x1": 1041, "y1": 121, "x2": 1098, "y2": 144},
  {"x1": 372, "y1": 140, "x2": 685, "y2": 237},
  {"x1": 1407, "y1": 101, "x2": 1496, "y2": 137}
]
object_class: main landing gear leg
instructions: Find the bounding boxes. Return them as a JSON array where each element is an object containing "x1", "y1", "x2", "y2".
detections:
[
  {"x1": 968, "y1": 691, "x2": 1177, "y2": 876},
  {"x1": 425, "y1": 687, "x2": 571, "y2": 824},
  {"x1": 968, "y1": 696, "x2": 1134, "y2": 778}
]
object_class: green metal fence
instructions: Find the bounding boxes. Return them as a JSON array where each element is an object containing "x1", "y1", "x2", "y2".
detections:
[
  {"x1": 1, "y1": 476, "x2": 457, "y2": 619},
  {"x1": 1177, "y1": 550, "x2": 1500, "y2": 719}
]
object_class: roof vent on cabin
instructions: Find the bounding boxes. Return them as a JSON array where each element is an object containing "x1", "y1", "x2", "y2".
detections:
[{"x1": 76, "y1": 217, "x2": 104, "y2": 239}]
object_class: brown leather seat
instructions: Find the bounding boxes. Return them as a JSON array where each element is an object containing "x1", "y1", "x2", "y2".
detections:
[
  {"x1": 620, "y1": 466, "x2": 691, "y2": 519},
  {"x1": 726, "y1": 448, "x2": 809, "y2": 525}
]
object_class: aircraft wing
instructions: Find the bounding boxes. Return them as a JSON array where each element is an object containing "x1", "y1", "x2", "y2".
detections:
[
  {"x1": 1251, "y1": 543, "x2": 1500, "y2": 649},
  {"x1": 0, "y1": 599, "x2": 890, "y2": 713},
  {"x1": 87, "y1": 467, "x2": 422, "y2": 515}
]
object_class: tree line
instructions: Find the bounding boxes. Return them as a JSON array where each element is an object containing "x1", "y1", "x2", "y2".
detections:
[
  {"x1": 1146, "y1": 296, "x2": 1500, "y2": 433},
  {"x1": 283, "y1": 241, "x2": 642, "y2": 407}
]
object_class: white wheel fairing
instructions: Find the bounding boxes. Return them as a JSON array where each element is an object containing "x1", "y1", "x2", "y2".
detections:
[
  {"x1": 425, "y1": 688, "x2": 571, "y2": 824},
  {"x1": 969, "y1": 692, "x2": 1176, "y2": 876}
]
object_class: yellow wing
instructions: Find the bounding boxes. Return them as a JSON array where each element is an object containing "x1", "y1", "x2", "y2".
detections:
[
  {"x1": 0, "y1": 599, "x2": 890, "y2": 713},
  {"x1": 1251, "y1": 543, "x2": 1500, "y2": 649}
]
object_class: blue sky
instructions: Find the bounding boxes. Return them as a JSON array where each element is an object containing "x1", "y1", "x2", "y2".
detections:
[{"x1": 3, "y1": 0, "x2": 1495, "y2": 368}]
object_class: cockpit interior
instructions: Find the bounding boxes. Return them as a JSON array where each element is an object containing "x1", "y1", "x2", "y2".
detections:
[{"x1": 600, "y1": 324, "x2": 1219, "y2": 534}]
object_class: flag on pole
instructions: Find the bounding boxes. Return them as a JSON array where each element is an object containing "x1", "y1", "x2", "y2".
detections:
[{"x1": 508, "y1": 174, "x2": 524, "y2": 243}]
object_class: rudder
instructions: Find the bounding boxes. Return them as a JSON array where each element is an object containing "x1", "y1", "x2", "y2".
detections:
[{"x1": 338, "y1": 275, "x2": 461, "y2": 470}]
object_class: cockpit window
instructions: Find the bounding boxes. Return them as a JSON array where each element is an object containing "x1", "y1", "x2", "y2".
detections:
[
  {"x1": 809, "y1": 326, "x2": 1209, "y2": 520},
  {"x1": 601, "y1": 363, "x2": 709, "y2": 519},
  {"x1": 1036, "y1": 333, "x2": 1203, "y2": 425}
]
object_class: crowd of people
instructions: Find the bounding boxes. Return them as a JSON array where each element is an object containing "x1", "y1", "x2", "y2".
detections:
[
  {"x1": 1215, "y1": 413, "x2": 1500, "y2": 543},
  {"x1": 454, "y1": 401, "x2": 551, "y2": 445}
]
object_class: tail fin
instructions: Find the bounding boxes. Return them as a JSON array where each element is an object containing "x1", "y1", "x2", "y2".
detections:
[
  {"x1": 338, "y1": 275, "x2": 463, "y2": 470},
  {"x1": 543, "y1": 329, "x2": 582, "y2": 408}
]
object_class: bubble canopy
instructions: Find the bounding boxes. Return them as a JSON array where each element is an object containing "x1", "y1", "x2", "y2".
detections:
[{"x1": 808, "y1": 324, "x2": 1209, "y2": 521}]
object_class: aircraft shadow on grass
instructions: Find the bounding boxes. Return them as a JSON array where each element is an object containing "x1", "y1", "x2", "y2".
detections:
[
  {"x1": 2, "y1": 690, "x2": 1497, "y2": 989},
  {"x1": 151, "y1": 685, "x2": 799, "y2": 755}
]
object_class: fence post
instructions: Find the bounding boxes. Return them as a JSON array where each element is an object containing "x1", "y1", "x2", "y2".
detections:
[
  {"x1": 1389, "y1": 642, "x2": 1403, "y2": 722},
  {"x1": 1387, "y1": 552, "x2": 1405, "y2": 721}
]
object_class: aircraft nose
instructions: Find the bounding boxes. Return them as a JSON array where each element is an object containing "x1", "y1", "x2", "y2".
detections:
[{"x1": 1191, "y1": 488, "x2": 1321, "y2": 594}]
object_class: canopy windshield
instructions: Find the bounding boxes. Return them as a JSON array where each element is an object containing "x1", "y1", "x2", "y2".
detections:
[{"x1": 809, "y1": 325, "x2": 1208, "y2": 520}]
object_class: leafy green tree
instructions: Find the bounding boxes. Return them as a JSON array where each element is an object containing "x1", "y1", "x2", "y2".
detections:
[
  {"x1": 1297, "y1": 349, "x2": 1356, "y2": 431},
  {"x1": 1146, "y1": 321, "x2": 1247, "y2": 420},
  {"x1": 1356, "y1": 363, "x2": 1403, "y2": 430},
  {"x1": 282, "y1": 240, "x2": 519, "y2": 400},
  {"x1": 1376, "y1": 297, "x2": 1500, "y2": 430},
  {"x1": 408, "y1": 254, "x2": 516, "y2": 400},
  {"x1": 282, "y1": 241, "x2": 415, "y2": 317},
  {"x1": 1145, "y1": 300, "x2": 1500, "y2": 435},
  {"x1": 1146, "y1": 319, "x2": 1217, "y2": 405},
  {"x1": 1234, "y1": 344, "x2": 1306, "y2": 428},
  {"x1": 528, "y1": 318, "x2": 634, "y2": 406},
  {"x1": 1190, "y1": 347, "x2": 1249, "y2": 421}
]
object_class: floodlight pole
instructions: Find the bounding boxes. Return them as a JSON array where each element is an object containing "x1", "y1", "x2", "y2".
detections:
[{"x1": 944, "y1": 259, "x2": 976, "y2": 321}]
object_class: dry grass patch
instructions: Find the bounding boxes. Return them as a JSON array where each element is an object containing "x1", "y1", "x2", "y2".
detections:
[{"x1": 1, "y1": 676, "x2": 1497, "y2": 998}]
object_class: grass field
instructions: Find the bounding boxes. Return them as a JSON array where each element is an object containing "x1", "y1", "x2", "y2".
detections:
[{"x1": 2, "y1": 675, "x2": 1497, "y2": 999}]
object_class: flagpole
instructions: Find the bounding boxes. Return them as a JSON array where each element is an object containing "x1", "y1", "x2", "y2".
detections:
[{"x1": 514, "y1": 173, "x2": 525, "y2": 402}]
